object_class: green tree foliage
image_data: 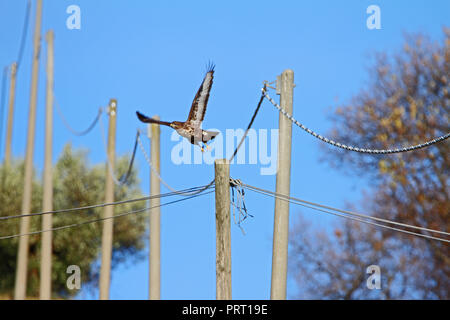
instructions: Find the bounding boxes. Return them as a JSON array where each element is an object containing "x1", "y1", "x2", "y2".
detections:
[
  {"x1": 290, "y1": 29, "x2": 449, "y2": 299},
  {"x1": 0, "y1": 144, "x2": 146, "y2": 299}
]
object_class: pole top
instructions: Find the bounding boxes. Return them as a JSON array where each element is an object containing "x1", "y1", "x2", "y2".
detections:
[
  {"x1": 215, "y1": 159, "x2": 230, "y2": 166},
  {"x1": 276, "y1": 69, "x2": 295, "y2": 94},
  {"x1": 45, "y1": 30, "x2": 54, "y2": 42},
  {"x1": 108, "y1": 99, "x2": 117, "y2": 116}
]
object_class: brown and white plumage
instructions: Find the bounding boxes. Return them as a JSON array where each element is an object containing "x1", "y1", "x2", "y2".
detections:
[
  {"x1": 187, "y1": 63, "x2": 214, "y2": 127},
  {"x1": 136, "y1": 63, "x2": 219, "y2": 151}
]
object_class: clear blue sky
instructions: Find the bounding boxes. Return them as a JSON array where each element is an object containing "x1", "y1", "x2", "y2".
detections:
[{"x1": 0, "y1": 0, "x2": 448, "y2": 299}]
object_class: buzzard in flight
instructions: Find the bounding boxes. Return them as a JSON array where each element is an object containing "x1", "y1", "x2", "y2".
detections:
[{"x1": 136, "y1": 63, "x2": 219, "y2": 152}]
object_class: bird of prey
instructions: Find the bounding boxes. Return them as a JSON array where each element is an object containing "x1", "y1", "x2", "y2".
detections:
[{"x1": 136, "y1": 63, "x2": 219, "y2": 152}]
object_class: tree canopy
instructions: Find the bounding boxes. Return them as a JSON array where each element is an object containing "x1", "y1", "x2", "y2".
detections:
[
  {"x1": 0, "y1": 144, "x2": 147, "y2": 299},
  {"x1": 290, "y1": 28, "x2": 449, "y2": 299}
]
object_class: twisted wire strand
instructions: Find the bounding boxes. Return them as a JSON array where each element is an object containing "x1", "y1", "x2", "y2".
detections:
[{"x1": 263, "y1": 89, "x2": 450, "y2": 154}]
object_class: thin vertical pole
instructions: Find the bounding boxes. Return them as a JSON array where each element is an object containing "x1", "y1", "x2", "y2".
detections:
[
  {"x1": 40, "y1": 30, "x2": 54, "y2": 300},
  {"x1": 99, "y1": 99, "x2": 117, "y2": 300},
  {"x1": 270, "y1": 69, "x2": 294, "y2": 300},
  {"x1": 14, "y1": 0, "x2": 42, "y2": 300},
  {"x1": 149, "y1": 117, "x2": 161, "y2": 300},
  {"x1": 4, "y1": 62, "x2": 17, "y2": 165},
  {"x1": 215, "y1": 159, "x2": 231, "y2": 300}
]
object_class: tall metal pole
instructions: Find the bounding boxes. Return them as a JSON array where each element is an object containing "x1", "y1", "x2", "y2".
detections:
[
  {"x1": 215, "y1": 159, "x2": 231, "y2": 300},
  {"x1": 14, "y1": 0, "x2": 42, "y2": 300},
  {"x1": 40, "y1": 30, "x2": 54, "y2": 300},
  {"x1": 270, "y1": 69, "x2": 294, "y2": 300},
  {"x1": 99, "y1": 99, "x2": 117, "y2": 300},
  {"x1": 149, "y1": 117, "x2": 161, "y2": 300},
  {"x1": 4, "y1": 62, "x2": 17, "y2": 165}
]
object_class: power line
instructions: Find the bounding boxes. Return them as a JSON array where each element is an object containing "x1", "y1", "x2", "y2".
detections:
[
  {"x1": 117, "y1": 130, "x2": 140, "y2": 185},
  {"x1": 16, "y1": 0, "x2": 32, "y2": 70},
  {"x1": 0, "y1": 1, "x2": 32, "y2": 159},
  {"x1": 0, "y1": 189, "x2": 214, "y2": 240},
  {"x1": 0, "y1": 185, "x2": 211, "y2": 221},
  {"x1": 239, "y1": 182, "x2": 450, "y2": 243},
  {"x1": 230, "y1": 84, "x2": 267, "y2": 162},
  {"x1": 263, "y1": 89, "x2": 450, "y2": 154},
  {"x1": 243, "y1": 184, "x2": 450, "y2": 243},
  {"x1": 98, "y1": 115, "x2": 143, "y2": 187},
  {"x1": 54, "y1": 95, "x2": 103, "y2": 136},
  {"x1": 55, "y1": 90, "x2": 219, "y2": 192},
  {"x1": 242, "y1": 182, "x2": 450, "y2": 236}
]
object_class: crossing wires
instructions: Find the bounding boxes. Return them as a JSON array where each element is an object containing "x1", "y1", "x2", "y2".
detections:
[{"x1": 0, "y1": 185, "x2": 214, "y2": 240}]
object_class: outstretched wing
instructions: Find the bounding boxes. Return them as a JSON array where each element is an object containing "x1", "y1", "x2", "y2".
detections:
[
  {"x1": 136, "y1": 111, "x2": 171, "y2": 127},
  {"x1": 187, "y1": 63, "x2": 215, "y2": 128}
]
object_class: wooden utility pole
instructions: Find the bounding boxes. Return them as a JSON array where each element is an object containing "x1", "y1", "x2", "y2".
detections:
[
  {"x1": 4, "y1": 62, "x2": 17, "y2": 165},
  {"x1": 99, "y1": 99, "x2": 117, "y2": 300},
  {"x1": 215, "y1": 159, "x2": 231, "y2": 300},
  {"x1": 270, "y1": 69, "x2": 294, "y2": 300},
  {"x1": 14, "y1": 0, "x2": 42, "y2": 300},
  {"x1": 149, "y1": 117, "x2": 161, "y2": 300},
  {"x1": 40, "y1": 30, "x2": 54, "y2": 300}
]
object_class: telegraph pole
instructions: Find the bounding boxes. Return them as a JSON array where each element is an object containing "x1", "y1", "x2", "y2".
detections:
[
  {"x1": 270, "y1": 69, "x2": 294, "y2": 300},
  {"x1": 40, "y1": 30, "x2": 54, "y2": 300},
  {"x1": 4, "y1": 62, "x2": 17, "y2": 165},
  {"x1": 15, "y1": 0, "x2": 42, "y2": 300},
  {"x1": 99, "y1": 99, "x2": 117, "y2": 300},
  {"x1": 215, "y1": 159, "x2": 231, "y2": 300},
  {"x1": 149, "y1": 117, "x2": 161, "y2": 300}
]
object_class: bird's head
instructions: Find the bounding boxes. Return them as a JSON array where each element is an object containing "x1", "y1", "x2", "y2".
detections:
[{"x1": 170, "y1": 121, "x2": 183, "y2": 130}]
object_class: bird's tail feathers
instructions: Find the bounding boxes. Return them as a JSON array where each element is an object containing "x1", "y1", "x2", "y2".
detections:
[
  {"x1": 136, "y1": 111, "x2": 171, "y2": 126},
  {"x1": 203, "y1": 130, "x2": 220, "y2": 141}
]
